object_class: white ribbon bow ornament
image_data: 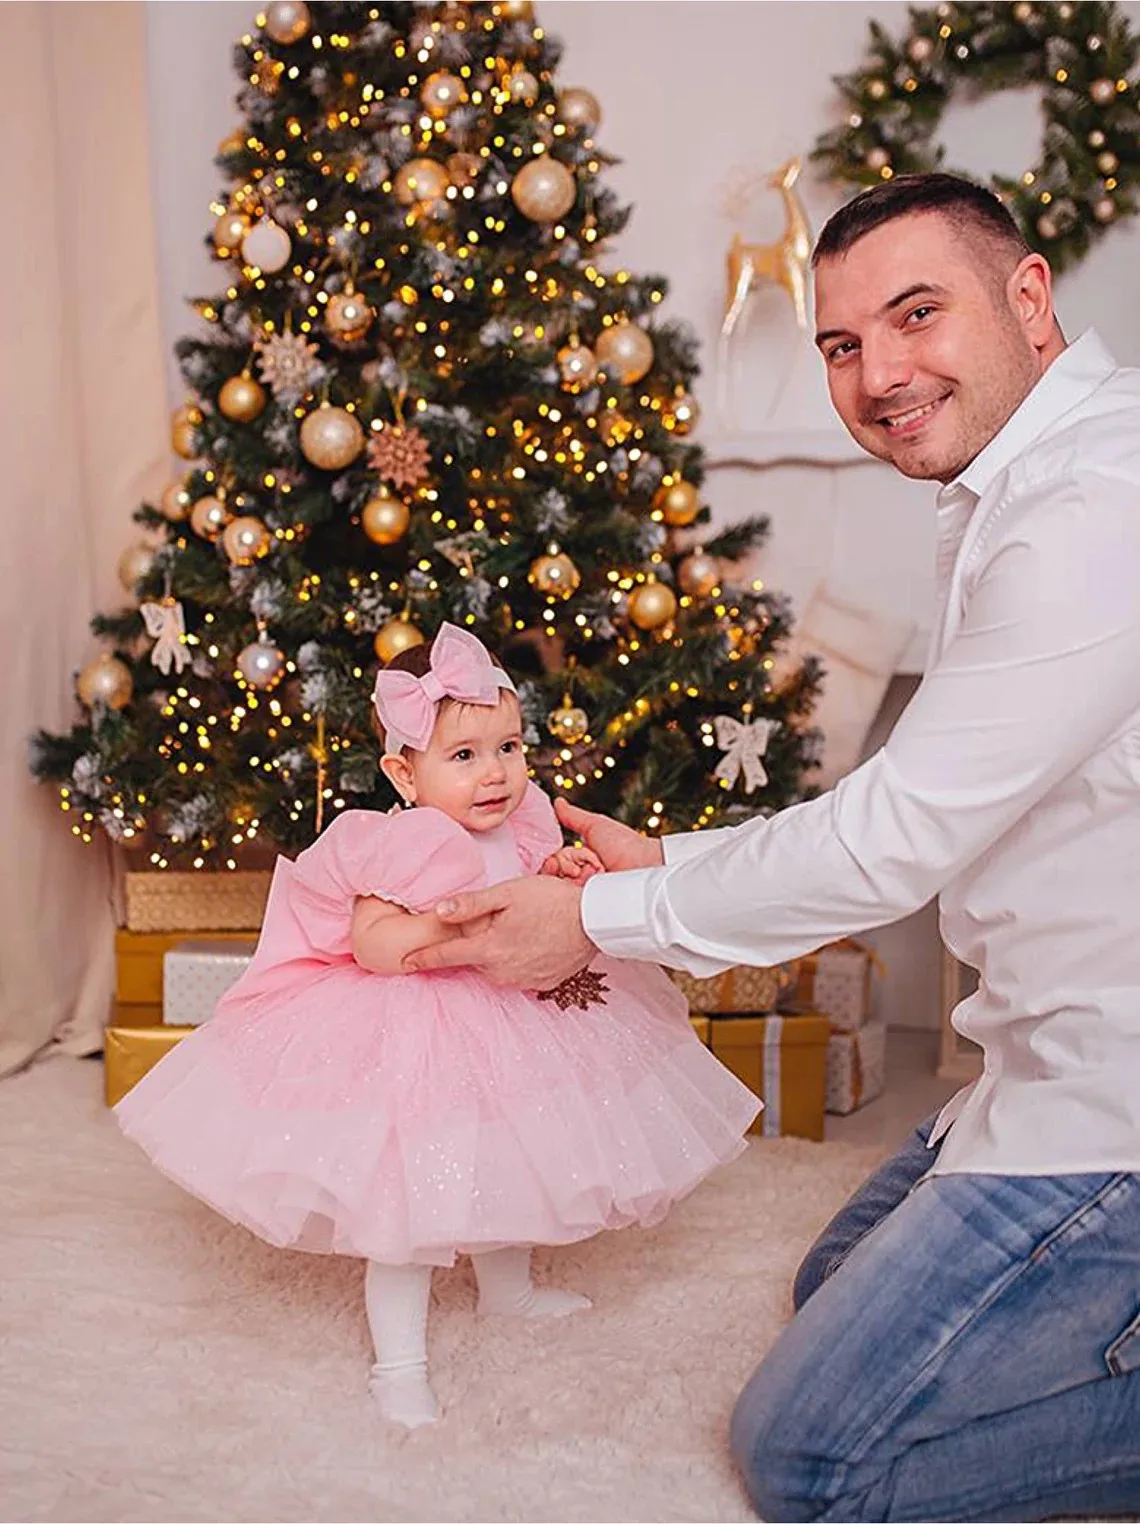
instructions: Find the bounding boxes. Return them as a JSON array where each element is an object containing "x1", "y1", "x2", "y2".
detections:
[
  {"x1": 713, "y1": 713, "x2": 775, "y2": 793},
  {"x1": 140, "y1": 599, "x2": 191, "y2": 676}
]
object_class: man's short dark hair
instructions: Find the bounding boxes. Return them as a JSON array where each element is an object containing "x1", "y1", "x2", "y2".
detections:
[{"x1": 812, "y1": 172, "x2": 1032, "y2": 269}]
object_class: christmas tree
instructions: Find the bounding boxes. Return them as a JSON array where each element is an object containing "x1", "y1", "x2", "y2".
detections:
[{"x1": 32, "y1": 0, "x2": 821, "y2": 872}]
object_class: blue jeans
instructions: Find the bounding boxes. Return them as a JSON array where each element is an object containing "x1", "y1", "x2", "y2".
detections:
[{"x1": 730, "y1": 1116, "x2": 1140, "y2": 1520}]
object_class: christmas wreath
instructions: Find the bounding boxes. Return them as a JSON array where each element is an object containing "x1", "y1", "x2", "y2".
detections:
[{"x1": 811, "y1": 1, "x2": 1140, "y2": 273}]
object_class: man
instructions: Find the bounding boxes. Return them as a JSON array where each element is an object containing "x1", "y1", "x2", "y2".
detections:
[{"x1": 407, "y1": 174, "x2": 1140, "y2": 1520}]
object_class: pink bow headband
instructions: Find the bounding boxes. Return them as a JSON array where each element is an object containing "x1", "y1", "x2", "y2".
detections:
[{"x1": 372, "y1": 622, "x2": 517, "y2": 755}]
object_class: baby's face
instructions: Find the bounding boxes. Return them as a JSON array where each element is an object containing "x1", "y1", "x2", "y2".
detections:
[{"x1": 409, "y1": 692, "x2": 528, "y2": 832}]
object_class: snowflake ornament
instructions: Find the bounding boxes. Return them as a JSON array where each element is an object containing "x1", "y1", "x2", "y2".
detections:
[
  {"x1": 366, "y1": 425, "x2": 432, "y2": 489},
  {"x1": 254, "y1": 330, "x2": 322, "y2": 404}
]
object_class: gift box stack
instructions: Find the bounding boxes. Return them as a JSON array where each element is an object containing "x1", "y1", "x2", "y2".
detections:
[
  {"x1": 673, "y1": 964, "x2": 831, "y2": 1141},
  {"x1": 106, "y1": 937, "x2": 256, "y2": 1105},
  {"x1": 780, "y1": 940, "x2": 887, "y2": 1117},
  {"x1": 106, "y1": 872, "x2": 263, "y2": 1106},
  {"x1": 673, "y1": 938, "x2": 887, "y2": 1137}
]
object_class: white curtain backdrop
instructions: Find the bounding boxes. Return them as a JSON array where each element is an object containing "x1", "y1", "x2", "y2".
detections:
[{"x1": 1, "y1": 1, "x2": 168, "y2": 1076}]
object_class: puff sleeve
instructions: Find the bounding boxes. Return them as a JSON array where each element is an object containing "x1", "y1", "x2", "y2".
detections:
[
  {"x1": 283, "y1": 808, "x2": 486, "y2": 957},
  {"x1": 508, "y1": 781, "x2": 564, "y2": 874}
]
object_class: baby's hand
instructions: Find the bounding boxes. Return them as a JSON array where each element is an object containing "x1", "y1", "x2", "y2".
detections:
[{"x1": 540, "y1": 845, "x2": 604, "y2": 883}]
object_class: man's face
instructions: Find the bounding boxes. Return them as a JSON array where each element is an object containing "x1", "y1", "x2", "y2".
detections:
[{"x1": 813, "y1": 213, "x2": 1043, "y2": 483}]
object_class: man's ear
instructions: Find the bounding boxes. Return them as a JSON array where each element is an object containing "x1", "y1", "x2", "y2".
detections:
[{"x1": 380, "y1": 752, "x2": 416, "y2": 803}]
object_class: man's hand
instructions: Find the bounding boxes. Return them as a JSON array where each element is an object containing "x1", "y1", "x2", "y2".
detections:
[
  {"x1": 553, "y1": 797, "x2": 665, "y2": 873},
  {"x1": 540, "y1": 844, "x2": 604, "y2": 883},
  {"x1": 402, "y1": 875, "x2": 595, "y2": 988}
]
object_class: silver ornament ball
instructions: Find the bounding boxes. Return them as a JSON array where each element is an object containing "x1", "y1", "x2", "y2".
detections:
[
  {"x1": 237, "y1": 638, "x2": 285, "y2": 689},
  {"x1": 241, "y1": 219, "x2": 292, "y2": 273}
]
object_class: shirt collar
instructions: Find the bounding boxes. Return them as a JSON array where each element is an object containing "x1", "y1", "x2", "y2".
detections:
[{"x1": 954, "y1": 328, "x2": 1117, "y2": 501}]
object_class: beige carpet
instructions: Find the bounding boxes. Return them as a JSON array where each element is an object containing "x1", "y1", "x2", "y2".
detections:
[{"x1": 2, "y1": 1057, "x2": 883, "y2": 1523}]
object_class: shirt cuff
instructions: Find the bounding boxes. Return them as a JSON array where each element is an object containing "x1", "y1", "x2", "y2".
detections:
[
  {"x1": 581, "y1": 865, "x2": 738, "y2": 978},
  {"x1": 662, "y1": 826, "x2": 736, "y2": 866}
]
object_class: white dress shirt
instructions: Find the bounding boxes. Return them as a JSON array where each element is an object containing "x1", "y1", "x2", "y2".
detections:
[{"x1": 583, "y1": 330, "x2": 1140, "y2": 1176}]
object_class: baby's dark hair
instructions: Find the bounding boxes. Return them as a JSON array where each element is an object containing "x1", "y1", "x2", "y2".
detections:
[{"x1": 369, "y1": 630, "x2": 511, "y2": 753}]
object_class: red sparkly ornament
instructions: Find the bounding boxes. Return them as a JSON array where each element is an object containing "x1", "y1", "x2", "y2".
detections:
[{"x1": 366, "y1": 424, "x2": 432, "y2": 489}]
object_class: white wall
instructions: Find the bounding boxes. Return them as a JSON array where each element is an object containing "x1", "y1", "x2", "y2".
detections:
[{"x1": 144, "y1": 0, "x2": 1140, "y2": 1029}]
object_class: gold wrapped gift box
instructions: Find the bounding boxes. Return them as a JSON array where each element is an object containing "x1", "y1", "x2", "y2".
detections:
[
  {"x1": 104, "y1": 1023, "x2": 193, "y2": 1107},
  {"x1": 708, "y1": 1012, "x2": 831, "y2": 1141},
  {"x1": 123, "y1": 868, "x2": 271, "y2": 933},
  {"x1": 670, "y1": 963, "x2": 790, "y2": 1015}
]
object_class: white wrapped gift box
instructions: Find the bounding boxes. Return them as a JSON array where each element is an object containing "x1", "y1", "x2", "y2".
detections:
[
  {"x1": 162, "y1": 938, "x2": 256, "y2": 1026},
  {"x1": 825, "y1": 1019, "x2": 888, "y2": 1115}
]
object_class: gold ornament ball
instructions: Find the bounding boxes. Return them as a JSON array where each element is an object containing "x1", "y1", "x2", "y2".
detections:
[
  {"x1": 222, "y1": 516, "x2": 271, "y2": 566},
  {"x1": 865, "y1": 146, "x2": 891, "y2": 171},
  {"x1": 557, "y1": 341, "x2": 598, "y2": 392},
  {"x1": 655, "y1": 479, "x2": 700, "y2": 527},
  {"x1": 511, "y1": 157, "x2": 577, "y2": 223},
  {"x1": 361, "y1": 491, "x2": 410, "y2": 545},
  {"x1": 529, "y1": 551, "x2": 581, "y2": 600},
  {"x1": 117, "y1": 542, "x2": 156, "y2": 593},
  {"x1": 548, "y1": 703, "x2": 589, "y2": 745},
  {"x1": 678, "y1": 551, "x2": 720, "y2": 598},
  {"x1": 597, "y1": 408, "x2": 633, "y2": 446},
  {"x1": 1088, "y1": 129, "x2": 1107, "y2": 149},
  {"x1": 171, "y1": 403, "x2": 202, "y2": 459},
  {"x1": 326, "y1": 289, "x2": 375, "y2": 342},
  {"x1": 213, "y1": 209, "x2": 251, "y2": 253},
  {"x1": 557, "y1": 87, "x2": 601, "y2": 135},
  {"x1": 264, "y1": 1, "x2": 311, "y2": 45},
  {"x1": 498, "y1": 0, "x2": 534, "y2": 18},
  {"x1": 1090, "y1": 77, "x2": 1116, "y2": 106},
  {"x1": 907, "y1": 35, "x2": 935, "y2": 62},
  {"x1": 1096, "y1": 151, "x2": 1119, "y2": 175},
  {"x1": 1093, "y1": 197, "x2": 1117, "y2": 223},
  {"x1": 394, "y1": 157, "x2": 451, "y2": 206},
  {"x1": 1036, "y1": 214, "x2": 1059, "y2": 241},
  {"x1": 218, "y1": 372, "x2": 267, "y2": 423},
  {"x1": 241, "y1": 218, "x2": 292, "y2": 273},
  {"x1": 237, "y1": 638, "x2": 285, "y2": 690},
  {"x1": 508, "y1": 69, "x2": 540, "y2": 105},
  {"x1": 190, "y1": 494, "x2": 232, "y2": 540},
  {"x1": 77, "y1": 654, "x2": 133, "y2": 711},
  {"x1": 595, "y1": 320, "x2": 654, "y2": 385},
  {"x1": 666, "y1": 390, "x2": 701, "y2": 435},
  {"x1": 160, "y1": 479, "x2": 193, "y2": 522},
  {"x1": 628, "y1": 580, "x2": 677, "y2": 631},
  {"x1": 421, "y1": 70, "x2": 467, "y2": 118},
  {"x1": 374, "y1": 618, "x2": 425, "y2": 663},
  {"x1": 300, "y1": 404, "x2": 364, "y2": 470}
]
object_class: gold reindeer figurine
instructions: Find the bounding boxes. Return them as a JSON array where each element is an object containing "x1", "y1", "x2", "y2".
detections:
[{"x1": 722, "y1": 157, "x2": 812, "y2": 337}]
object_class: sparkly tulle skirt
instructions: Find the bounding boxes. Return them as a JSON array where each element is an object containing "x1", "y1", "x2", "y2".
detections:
[{"x1": 115, "y1": 957, "x2": 760, "y2": 1266}]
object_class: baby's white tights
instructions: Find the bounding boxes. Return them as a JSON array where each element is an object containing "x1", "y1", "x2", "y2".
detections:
[{"x1": 364, "y1": 1248, "x2": 591, "y2": 1427}]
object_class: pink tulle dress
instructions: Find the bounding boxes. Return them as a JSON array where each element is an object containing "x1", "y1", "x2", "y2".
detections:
[{"x1": 115, "y1": 784, "x2": 760, "y2": 1266}]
